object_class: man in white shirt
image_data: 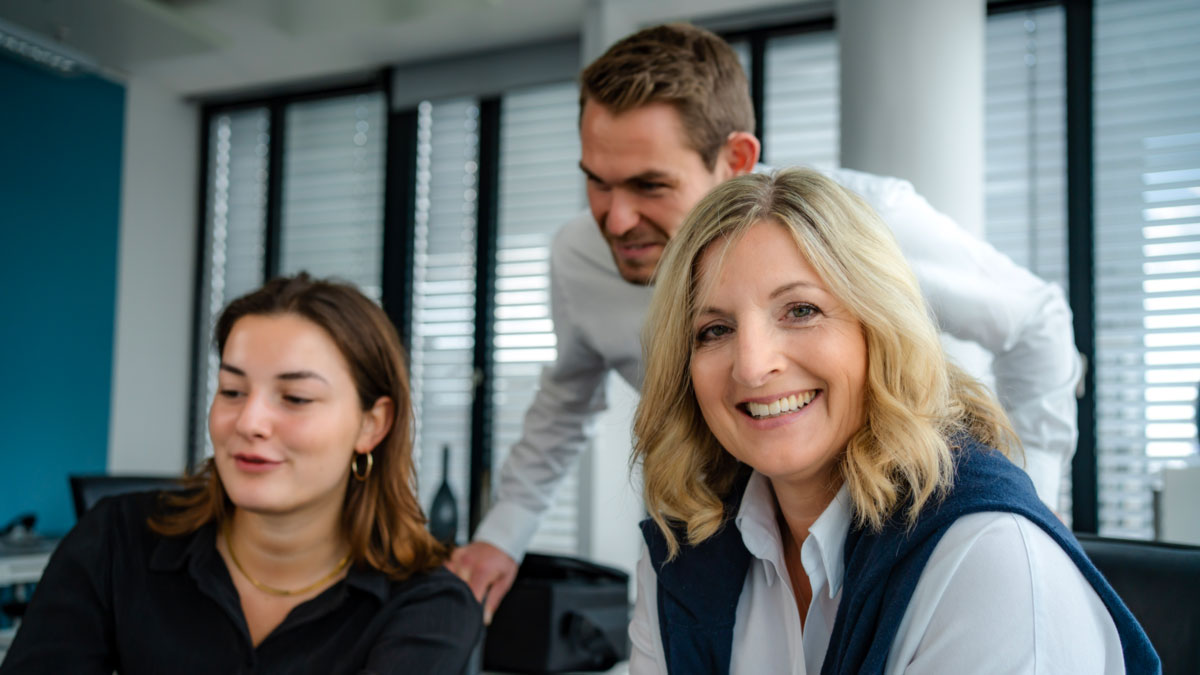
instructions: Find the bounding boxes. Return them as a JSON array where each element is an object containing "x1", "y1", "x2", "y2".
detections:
[{"x1": 447, "y1": 22, "x2": 1081, "y2": 622}]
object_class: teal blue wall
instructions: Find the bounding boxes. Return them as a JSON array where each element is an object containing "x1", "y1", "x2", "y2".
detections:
[{"x1": 0, "y1": 54, "x2": 125, "y2": 536}]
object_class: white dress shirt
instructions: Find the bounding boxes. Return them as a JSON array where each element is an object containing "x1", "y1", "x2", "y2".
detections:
[
  {"x1": 473, "y1": 168, "x2": 1082, "y2": 562},
  {"x1": 629, "y1": 472, "x2": 1125, "y2": 675}
]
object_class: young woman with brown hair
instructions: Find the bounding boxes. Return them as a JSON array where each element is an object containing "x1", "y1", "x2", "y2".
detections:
[{"x1": 1, "y1": 274, "x2": 480, "y2": 674}]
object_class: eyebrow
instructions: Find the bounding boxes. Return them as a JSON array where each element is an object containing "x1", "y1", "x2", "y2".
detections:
[
  {"x1": 578, "y1": 162, "x2": 673, "y2": 188},
  {"x1": 219, "y1": 363, "x2": 330, "y2": 385},
  {"x1": 695, "y1": 281, "x2": 825, "y2": 318}
]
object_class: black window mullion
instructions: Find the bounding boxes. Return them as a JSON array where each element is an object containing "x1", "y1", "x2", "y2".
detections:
[
  {"x1": 468, "y1": 96, "x2": 502, "y2": 535},
  {"x1": 749, "y1": 33, "x2": 766, "y2": 157},
  {"x1": 263, "y1": 103, "x2": 286, "y2": 281},
  {"x1": 382, "y1": 106, "x2": 419, "y2": 357},
  {"x1": 1065, "y1": 0, "x2": 1097, "y2": 533},
  {"x1": 187, "y1": 106, "x2": 216, "y2": 472}
]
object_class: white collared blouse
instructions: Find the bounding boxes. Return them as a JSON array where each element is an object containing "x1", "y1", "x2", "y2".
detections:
[{"x1": 629, "y1": 472, "x2": 1125, "y2": 675}]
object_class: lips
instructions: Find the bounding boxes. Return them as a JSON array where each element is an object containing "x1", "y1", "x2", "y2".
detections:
[
  {"x1": 614, "y1": 241, "x2": 663, "y2": 258},
  {"x1": 233, "y1": 453, "x2": 283, "y2": 472}
]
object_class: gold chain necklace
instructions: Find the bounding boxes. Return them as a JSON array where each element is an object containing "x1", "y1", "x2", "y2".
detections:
[{"x1": 224, "y1": 523, "x2": 352, "y2": 597}]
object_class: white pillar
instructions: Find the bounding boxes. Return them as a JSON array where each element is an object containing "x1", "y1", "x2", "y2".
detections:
[
  {"x1": 581, "y1": 0, "x2": 640, "y2": 65},
  {"x1": 837, "y1": 0, "x2": 985, "y2": 237},
  {"x1": 576, "y1": 0, "x2": 644, "y2": 587}
]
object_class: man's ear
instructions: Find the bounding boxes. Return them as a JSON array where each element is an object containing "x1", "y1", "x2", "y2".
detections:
[
  {"x1": 718, "y1": 131, "x2": 761, "y2": 178},
  {"x1": 356, "y1": 396, "x2": 395, "y2": 453}
]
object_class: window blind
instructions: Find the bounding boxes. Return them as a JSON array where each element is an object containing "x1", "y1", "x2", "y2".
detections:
[
  {"x1": 192, "y1": 108, "x2": 270, "y2": 459},
  {"x1": 983, "y1": 5, "x2": 1072, "y2": 519},
  {"x1": 279, "y1": 92, "x2": 387, "y2": 300},
  {"x1": 409, "y1": 98, "x2": 480, "y2": 544},
  {"x1": 984, "y1": 7, "x2": 1069, "y2": 288},
  {"x1": 762, "y1": 30, "x2": 839, "y2": 170},
  {"x1": 493, "y1": 81, "x2": 588, "y2": 555},
  {"x1": 1094, "y1": 0, "x2": 1200, "y2": 538}
]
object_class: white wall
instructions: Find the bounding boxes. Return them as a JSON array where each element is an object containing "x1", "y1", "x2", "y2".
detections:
[{"x1": 107, "y1": 75, "x2": 197, "y2": 475}]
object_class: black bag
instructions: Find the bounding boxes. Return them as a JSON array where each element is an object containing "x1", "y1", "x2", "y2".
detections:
[{"x1": 482, "y1": 552, "x2": 629, "y2": 673}]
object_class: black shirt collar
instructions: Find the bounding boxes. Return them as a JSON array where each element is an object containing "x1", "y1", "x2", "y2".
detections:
[{"x1": 148, "y1": 520, "x2": 392, "y2": 602}]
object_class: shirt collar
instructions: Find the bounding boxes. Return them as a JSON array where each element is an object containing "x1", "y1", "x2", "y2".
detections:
[
  {"x1": 148, "y1": 520, "x2": 391, "y2": 603},
  {"x1": 343, "y1": 564, "x2": 391, "y2": 602},
  {"x1": 735, "y1": 471, "x2": 785, "y2": 585},
  {"x1": 734, "y1": 471, "x2": 853, "y2": 598},
  {"x1": 149, "y1": 520, "x2": 216, "y2": 572},
  {"x1": 805, "y1": 483, "x2": 852, "y2": 599}
]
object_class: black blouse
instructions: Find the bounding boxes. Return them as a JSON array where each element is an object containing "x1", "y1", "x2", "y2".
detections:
[{"x1": 0, "y1": 491, "x2": 481, "y2": 674}]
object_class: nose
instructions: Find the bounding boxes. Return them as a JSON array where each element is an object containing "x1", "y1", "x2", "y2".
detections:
[
  {"x1": 603, "y1": 190, "x2": 640, "y2": 238},
  {"x1": 233, "y1": 391, "x2": 273, "y2": 440},
  {"x1": 731, "y1": 322, "x2": 784, "y2": 389}
]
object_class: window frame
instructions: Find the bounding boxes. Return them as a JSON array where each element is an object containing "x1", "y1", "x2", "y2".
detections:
[
  {"x1": 190, "y1": 1, "x2": 1182, "y2": 540},
  {"x1": 187, "y1": 72, "x2": 392, "y2": 470}
]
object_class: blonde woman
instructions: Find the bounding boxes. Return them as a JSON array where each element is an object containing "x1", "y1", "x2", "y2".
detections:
[
  {"x1": 1, "y1": 274, "x2": 480, "y2": 674},
  {"x1": 629, "y1": 169, "x2": 1157, "y2": 674}
]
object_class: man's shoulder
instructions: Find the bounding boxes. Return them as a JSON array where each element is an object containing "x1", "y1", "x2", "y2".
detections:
[
  {"x1": 552, "y1": 209, "x2": 602, "y2": 254},
  {"x1": 550, "y1": 209, "x2": 621, "y2": 279},
  {"x1": 821, "y1": 166, "x2": 915, "y2": 207}
]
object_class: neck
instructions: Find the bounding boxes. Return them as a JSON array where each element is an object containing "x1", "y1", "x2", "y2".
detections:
[
  {"x1": 226, "y1": 503, "x2": 348, "y2": 590},
  {"x1": 769, "y1": 474, "x2": 841, "y2": 545}
]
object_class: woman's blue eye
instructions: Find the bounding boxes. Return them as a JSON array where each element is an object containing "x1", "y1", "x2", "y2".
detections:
[
  {"x1": 697, "y1": 324, "x2": 733, "y2": 342},
  {"x1": 788, "y1": 304, "x2": 817, "y2": 320}
]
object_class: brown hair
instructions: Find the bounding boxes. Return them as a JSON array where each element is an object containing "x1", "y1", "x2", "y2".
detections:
[
  {"x1": 580, "y1": 22, "x2": 755, "y2": 169},
  {"x1": 150, "y1": 273, "x2": 445, "y2": 579}
]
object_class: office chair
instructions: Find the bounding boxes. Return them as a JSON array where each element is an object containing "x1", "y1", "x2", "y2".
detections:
[
  {"x1": 1077, "y1": 534, "x2": 1200, "y2": 674},
  {"x1": 68, "y1": 475, "x2": 185, "y2": 521}
]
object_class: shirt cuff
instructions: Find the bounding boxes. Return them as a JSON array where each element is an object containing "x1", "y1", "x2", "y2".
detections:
[
  {"x1": 1022, "y1": 448, "x2": 1065, "y2": 512},
  {"x1": 471, "y1": 500, "x2": 543, "y2": 563}
]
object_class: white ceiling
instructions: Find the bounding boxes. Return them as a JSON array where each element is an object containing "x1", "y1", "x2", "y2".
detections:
[
  {"x1": 1, "y1": 0, "x2": 821, "y2": 97},
  {"x1": 0, "y1": 0, "x2": 592, "y2": 95}
]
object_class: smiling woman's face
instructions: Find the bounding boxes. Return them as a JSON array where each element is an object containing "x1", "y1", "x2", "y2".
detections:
[
  {"x1": 209, "y1": 313, "x2": 374, "y2": 518},
  {"x1": 689, "y1": 220, "x2": 868, "y2": 493}
]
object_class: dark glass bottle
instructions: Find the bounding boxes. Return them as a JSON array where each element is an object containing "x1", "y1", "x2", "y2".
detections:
[{"x1": 429, "y1": 444, "x2": 459, "y2": 546}]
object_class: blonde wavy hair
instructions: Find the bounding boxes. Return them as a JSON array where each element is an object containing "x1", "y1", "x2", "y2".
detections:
[{"x1": 634, "y1": 168, "x2": 1020, "y2": 558}]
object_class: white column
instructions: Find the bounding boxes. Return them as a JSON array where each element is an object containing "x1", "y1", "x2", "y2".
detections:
[
  {"x1": 108, "y1": 75, "x2": 197, "y2": 475},
  {"x1": 837, "y1": 0, "x2": 985, "y2": 237},
  {"x1": 581, "y1": 0, "x2": 640, "y2": 65},
  {"x1": 575, "y1": 0, "x2": 644, "y2": 586}
]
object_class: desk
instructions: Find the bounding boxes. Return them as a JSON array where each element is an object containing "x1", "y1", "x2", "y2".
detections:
[
  {"x1": 0, "y1": 537, "x2": 57, "y2": 587},
  {"x1": 0, "y1": 535, "x2": 58, "y2": 661}
]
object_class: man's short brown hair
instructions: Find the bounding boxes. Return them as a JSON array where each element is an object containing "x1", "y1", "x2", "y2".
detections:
[{"x1": 580, "y1": 23, "x2": 755, "y2": 170}]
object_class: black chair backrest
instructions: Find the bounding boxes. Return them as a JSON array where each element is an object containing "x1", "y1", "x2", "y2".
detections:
[
  {"x1": 68, "y1": 475, "x2": 185, "y2": 521},
  {"x1": 1077, "y1": 534, "x2": 1200, "y2": 674}
]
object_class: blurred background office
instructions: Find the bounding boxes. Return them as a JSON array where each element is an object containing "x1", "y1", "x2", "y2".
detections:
[{"x1": 1, "y1": 0, "x2": 1198, "y2": 624}]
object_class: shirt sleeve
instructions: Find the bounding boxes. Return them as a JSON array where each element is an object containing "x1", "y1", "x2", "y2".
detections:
[
  {"x1": 0, "y1": 502, "x2": 117, "y2": 674},
  {"x1": 848, "y1": 171, "x2": 1081, "y2": 508},
  {"x1": 889, "y1": 512, "x2": 1125, "y2": 675},
  {"x1": 471, "y1": 226, "x2": 612, "y2": 562},
  {"x1": 360, "y1": 569, "x2": 483, "y2": 675},
  {"x1": 628, "y1": 546, "x2": 668, "y2": 675}
]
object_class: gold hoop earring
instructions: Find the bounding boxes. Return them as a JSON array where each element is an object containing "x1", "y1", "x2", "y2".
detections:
[{"x1": 352, "y1": 452, "x2": 373, "y2": 481}]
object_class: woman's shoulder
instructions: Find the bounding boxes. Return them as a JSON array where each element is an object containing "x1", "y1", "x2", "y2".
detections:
[
  {"x1": 894, "y1": 512, "x2": 1124, "y2": 673},
  {"x1": 385, "y1": 565, "x2": 480, "y2": 613},
  {"x1": 71, "y1": 490, "x2": 169, "y2": 539}
]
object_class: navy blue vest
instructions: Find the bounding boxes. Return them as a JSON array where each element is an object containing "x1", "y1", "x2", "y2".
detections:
[{"x1": 641, "y1": 439, "x2": 1161, "y2": 674}]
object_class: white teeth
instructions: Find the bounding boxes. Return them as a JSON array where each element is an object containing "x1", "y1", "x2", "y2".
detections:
[{"x1": 746, "y1": 391, "x2": 816, "y2": 419}]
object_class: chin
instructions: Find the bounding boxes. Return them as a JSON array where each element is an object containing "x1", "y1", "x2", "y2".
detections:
[{"x1": 616, "y1": 265, "x2": 654, "y2": 286}]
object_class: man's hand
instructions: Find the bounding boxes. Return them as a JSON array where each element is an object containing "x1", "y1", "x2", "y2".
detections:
[{"x1": 447, "y1": 541, "x2": 518, "y2": 625}]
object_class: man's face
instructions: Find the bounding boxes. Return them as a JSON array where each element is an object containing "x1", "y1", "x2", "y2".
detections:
[{"x1": 580, "y1": 101, "x2": 731, "y2": 285}]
